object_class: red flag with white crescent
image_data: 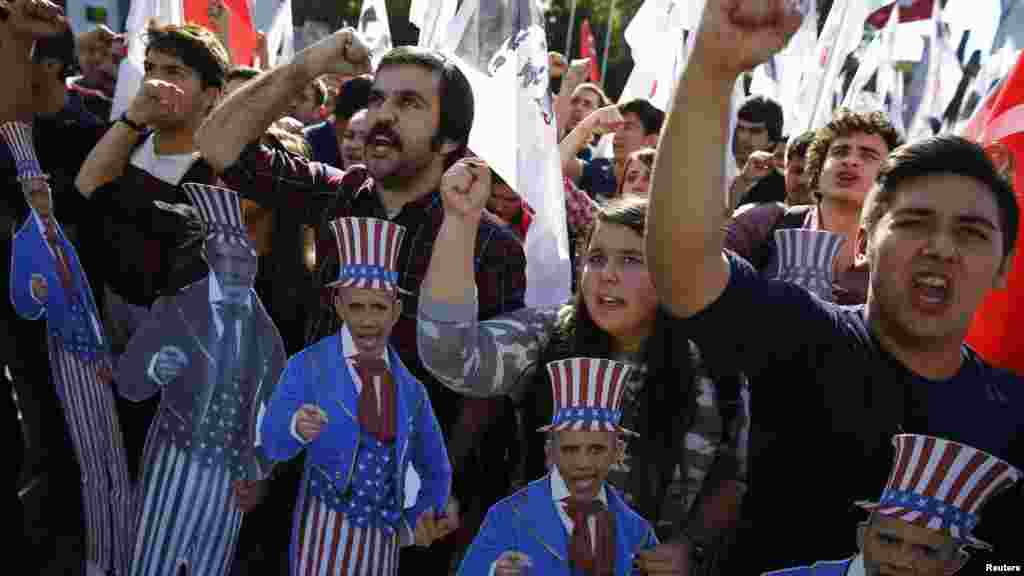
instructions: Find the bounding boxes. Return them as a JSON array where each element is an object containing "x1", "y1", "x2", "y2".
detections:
[
  {"x1": 965, "y1": 50, "x2": 1024, "y2": 375},
  {"x1": 579, "y1": 18, "x2": 600, "y2": 83}
]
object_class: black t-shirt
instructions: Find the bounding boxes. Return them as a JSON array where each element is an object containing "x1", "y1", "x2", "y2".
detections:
[{"x1": 682, "y1": 251, "x2": 1023, "y2": 569}]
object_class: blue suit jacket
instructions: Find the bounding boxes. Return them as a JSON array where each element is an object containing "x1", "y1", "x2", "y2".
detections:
[
  {"x1": 763, "y1": 558, "x2": 853, "y2": 576},
  {"x1": 9, "y1": 212, "x2": 106, "y2": 364},
  {"x1": 303, "y1": 121, "x2": 341, "y2": 167},
  {"x1": 261, "y1": 332, "x2": 451, "y2": 546},
  {"x1": 458, "y1": 475, "x2": 658, "y2": 576}
]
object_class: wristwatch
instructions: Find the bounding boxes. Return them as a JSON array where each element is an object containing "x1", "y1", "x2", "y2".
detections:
[{"x1": 117, "y1": 112, "x2": 146, "y2": 133}]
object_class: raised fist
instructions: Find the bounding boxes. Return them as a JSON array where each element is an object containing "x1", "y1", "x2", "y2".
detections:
[{"x1": 440, "y1": 158, "x2": 493, "y2": 225}]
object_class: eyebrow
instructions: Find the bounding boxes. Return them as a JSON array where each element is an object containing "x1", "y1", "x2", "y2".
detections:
[
  {"x1": 369, "y1": 88, "x2": 429, "y2": 105},
  {"x1": 892, "y1": 207, "x2": 999, "y2": 230}
]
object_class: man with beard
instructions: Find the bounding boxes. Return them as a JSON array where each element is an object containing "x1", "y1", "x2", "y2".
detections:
[
  {"x1": 646, "y1": 0, "x2": 1023, "y2": 572},
  {"x1": 197, "y1": 30, "x2": 527, "y2": 573}
]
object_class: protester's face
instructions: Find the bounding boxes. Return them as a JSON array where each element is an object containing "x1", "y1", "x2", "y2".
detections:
[
  {"x1": 78, "y1": 36, "x2": 114, "y2": 84},
  {"x1": 364, "y1": 65, "x2": 444, "y2": 185},
  {"x1": 487, "y1": 180, "x2": 523, "y2": 222},
  {"x1": 621, "y1": 157, "x2": 652, "y2": 197},
  {"x1": 773, "y1": 141, "x2": 786, "y2": 173},
  {"x1": 143, "y1": 49, "x2": 218, "y2": 130},
  {"x1": 289, "y1": 82, "x2": 322, "y2": 126},
  {"x1": 568, "y1": 87, "x2": 601, "y2": 131},
  {"x1": 340, "y1": 109, "x2": 369, "y2": 168},
  {"x1": 581, "y1": 221, "x2": 658, "y2": 345},
  {"x1": 333, "y1": 287, "x2": 401, "y2": 357},
  {"x1": 818, "y1": 131, "x2": 888, "y2": 206},
  {"x1": 860, "y1": 515, "x2": 964, "y2": 576},
  {"x1": 732, "y1": 118, "x2": 773, "y2": 167},
  {"x1": 207, "y1": 241, "x2": 258, "y2": 302},
  {"x1": 549, "y1": 430, "x2": 620, "y2": 502},
  {"x1": 862, "y1": 173, "x2": 1007, "y2": 349},
  {"x1": 613, "y1": 112, "x2": 653, "y2": 162},
  {"x1": 785, "y1": 153, "x2": 812, "y2": 205}
]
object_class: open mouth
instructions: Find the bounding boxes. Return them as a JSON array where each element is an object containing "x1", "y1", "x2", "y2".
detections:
[
  {"x1": 911, "y1": 271, "x2": 953, "y2": 313},
  {"x1": 836, "y1": 171, "x2": 860, "y2": 187},
  {"x1": 596, "y1": 295, "x2": 626, "y2": 310}
]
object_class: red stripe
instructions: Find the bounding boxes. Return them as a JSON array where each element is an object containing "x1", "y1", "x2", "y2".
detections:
[
  {"x1": 352, "y1": 525, "x2": 368, "y2": 575},
  {"x1": 325, "y1": 509, "x2": 344, "y2": 575},
  {"x1": 579, "y1": 358, "x2": 591, "y2": 408},
  {"x1": 887, "y1": 436, "x2": 914, "y2": 491},
  {"x1": 307, "y1": 503, "x2": 323, "y2": 576},
  {"x1": 359, "y1": 219, "x2": 370, "y2": 270},
  {"x1": 592, "y1": 360, "x2": 607, "y2": 408},
  {"x1": 945, "y1": 450, "x2": 988, "y2": 506},
  {"x1": 906, "y1": 436, "x2": 936, "y2": 491},
  {"x1": 608, "y1": 363, "x2": 624, "y2": 411},
  {"x1": 922, "y1": 442, "x2": 962, "y2": 498},
  {"x1": 344, "y1": 219, "x2": 358, "y2": 268},
  {"x1": 373, "y1": 220, "x2": 385, "y2": 270},
  {"x1": 960, "y1": 461, "x2": 1010, "y2": 514},
  {"x1": 550, "y1": 362, "x2": 563, "y2": 410},
  {"x1": 338, "y1": 517, "x2": 357, "y2": 575}
]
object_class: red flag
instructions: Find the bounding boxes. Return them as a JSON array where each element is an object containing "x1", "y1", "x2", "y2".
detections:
[
  {"x1": 965, "y1": 50, "x2": 1024, "y2": 375},
  {"x1": 866, "y1": 0, "x2": 933, "y2": 29},
  {"x1": 579, "y1": 18, "x2": 600, "y2": 83},
  {"x1": 183, "y1": 0, "x2": 257, "y2": 66}
]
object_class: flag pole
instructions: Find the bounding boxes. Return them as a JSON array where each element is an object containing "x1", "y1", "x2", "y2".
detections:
[
  {"x1": 600, "y1": 0, "x2": 615, "y2": 88},
  {"x1": 564, "y1": 0, "x2": 578, "y2": 58}
]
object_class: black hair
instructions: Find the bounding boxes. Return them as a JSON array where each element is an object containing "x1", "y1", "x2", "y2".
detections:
[
  {"x1": 618, "y1": 98, "x2": 665, "y2": 136},
  {"x1": 144, "y1": 23, "x2": 230, "y2": 89},
  {"x1": 32, "y1": 27, "x2": 77, "y2": 80},
  {"x1": 334, "y1": 74, "x2": 373, "y2": 121},
  {"x1": 225, "y1": 65, "x2": 261, "y2": 84},
  {"x1": 738, "y1": 95, "x2": 785, "y2": 142}
]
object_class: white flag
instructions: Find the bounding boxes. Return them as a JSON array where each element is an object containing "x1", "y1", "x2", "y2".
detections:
[
  {"x1": 448, "y1": 2, "x2": 571, "y2": 308},
  {"x1": 359, "y1": 0, "x2": 392, "y2": 68},
  {"x1": 110, "y1": 0, "x2": 184, "y2": 120},
  {"x1": 795, "y1": 0, "x2": 871, "y2": 133},
  {"x1": 411, "y1": 0, "x2": 458, "y2": 50},
  {"x1": 265, "y1": 0, "x2": 294, "y2": 67},
  {"x1": 619, "y1": 0, "x2": 702, "y2": 111},
  {"x1": 907, "y1": 2, "x2": 962, "y2": 138},
  {"x1": 752, "y1": 0, "x2": 818, "y2": 134}
]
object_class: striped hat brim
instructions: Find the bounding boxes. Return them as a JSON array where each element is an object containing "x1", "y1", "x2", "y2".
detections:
[
  {"x1": 853, "y1": 500, "x2": 991, "y2": 550},
  {"x1": 537, "y1": 420, "x2": 638, "y2": 437}
]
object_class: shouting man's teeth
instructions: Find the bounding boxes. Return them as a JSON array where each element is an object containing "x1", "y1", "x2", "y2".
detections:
[
  {"x1": 916, "y1": 275, "x2": 948, "y2": 289},
  {"x1": 600, "y1": 296, "x2": 623, "y2": 305}
]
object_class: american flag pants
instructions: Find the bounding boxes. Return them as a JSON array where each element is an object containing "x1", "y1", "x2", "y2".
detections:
[
  {"x1": 295, "y1": 495, "x2": 400, "y2": 576},
  {"x1": 128, "y1": 440, "x2": 243, "y2": 576},
  {"x1": 51, "y1": 342, "x2": 132, "y2": 576}
]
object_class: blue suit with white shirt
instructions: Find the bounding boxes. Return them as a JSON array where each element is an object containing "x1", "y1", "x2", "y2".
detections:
[
  {"x1": 458, "y1": 468, "x2": 658, "y2": 576},
  {"x1": 260, "y1": 325, "x2": 451, "y2": 572}
]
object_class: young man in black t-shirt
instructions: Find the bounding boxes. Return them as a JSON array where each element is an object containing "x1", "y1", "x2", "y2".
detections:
[{"x1": 646, "y1": 1, "x2": 1023, "y2": 572}]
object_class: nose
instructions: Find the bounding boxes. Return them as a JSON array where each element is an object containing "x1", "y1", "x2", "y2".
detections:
[
  {"x1": 922, "y1": 229, "x2": 960, "y2": 262},
  {"x1": 598, "y1": 260, "x2": 621, "y2": 283}
]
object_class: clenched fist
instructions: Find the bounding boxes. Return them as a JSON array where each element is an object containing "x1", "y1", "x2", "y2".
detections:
[
  {"x1": 2, "y1": 0, "x2": 68, "y2": 39},
  {"x1": 30, "y1": 273, "x2": 47, "y2": 302},
  {"x1": 696, "y1": 0, "x2": 805, "y2": 79},
  {"x1": 440, "y1": 158, "x2": 493, "y2": 225},
  {"x1": 126, "y1": 79, "x2": 185, "y2": 128},
  {"x1": 294, "y1": 404, "x2": 328, "y2": 442},
  {"x1": 494, "y1": 551, "x2": 533, "y2": 575},
  {"x1": 299, "y1": 28, "x2": 372, "y2": 80}
]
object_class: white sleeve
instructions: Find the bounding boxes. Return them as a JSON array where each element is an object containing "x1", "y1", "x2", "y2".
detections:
[
  {"x1": 290, "y1": 411, "x2": 312, "y2": 444},
  {"x1": 146, "y1": 353, "x2": 168, "y2": 387}
]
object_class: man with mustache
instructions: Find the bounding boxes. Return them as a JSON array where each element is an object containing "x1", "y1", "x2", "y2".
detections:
[
  {"x1": 646, "y1": 1, "x2": 1024, "y2": 573},
  {"x1": 197, "y1": 28, "x2": 527, "y2": 573}
]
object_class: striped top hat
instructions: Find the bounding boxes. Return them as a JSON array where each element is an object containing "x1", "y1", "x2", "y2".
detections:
[
  {"x1": 182, "y1": 183, "x2": 254, "y2": 250},
  {"x1": 328, "y1": 217, "x2": 406, "y2": 292},
  {"x1": 538, "y1": 357, "x2": 636, "y2": 436},
  {"x1": 856, "y1": 434, "x2": 1021, "y2": 549}
]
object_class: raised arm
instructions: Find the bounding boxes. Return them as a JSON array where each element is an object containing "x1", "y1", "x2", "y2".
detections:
[
  {"x1": 75, "y1": 80, "x2": 178, "y2": 197},
  {"x1": 554, "y1": 58, "x2": 589, "y2": 140},
  {"x1": 197, "y1": 28, "x2": 370, "y2": 173},
  {"x1": 0, "y1": 0, "x2": 68, "y2": 125},
  {"x1": 559, "y1": 104, "x2": 622, "y2": 183},
  {"x1": 646, "y1": 0, "x2": 802, "y2": 318},
  {"x1": 418, "y1": 158, "x2": 555, "y2": 398}
]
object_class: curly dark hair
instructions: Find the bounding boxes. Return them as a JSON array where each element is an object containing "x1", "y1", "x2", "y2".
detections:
[
  {"x1": 145, "y1": 22, "x2": 230, "y2": 89},
  {"x1": 805, "y1": 108, "x2": 904, "y2": 194}
]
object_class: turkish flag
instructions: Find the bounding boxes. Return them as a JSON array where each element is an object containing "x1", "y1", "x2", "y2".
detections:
[
  {"x1": 965, "y1": 50, "x2": 1024, "y2": 375},
  {"x1": 866, "y1": 0, "x2": 934, "y2": 29},
  {"x1": 183, "y1": 0, "x2": 257, "y2": 66},
  {"x1": 579, "y1": 18, "x2": 600, "y2": 83}
]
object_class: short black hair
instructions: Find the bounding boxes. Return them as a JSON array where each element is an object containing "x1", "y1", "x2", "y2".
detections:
[
  {"x1": 334, "y1": 75, "x2": 373, "y2": 121},
  {"x1": 377, "y1": 46, "x2": 474, "y2": 164},
  {"x1": 787, "y1": 130, "x2": 817, "y2": 162},
  {"x1": 33, "y1": 28, "x2": 78, "y2": 80},
  {"x1": 144, "y1": 23, "x2": 230, "y2": 89},
  {"x1": 618, "y1": 99, "x2": 665, "y2": 136},
  {"x1": 863, "y1": 135, "x2": 1019, "y2": 261},
  {"x1": 738, "y1": 95, "x2": 784, "y2": 142}
]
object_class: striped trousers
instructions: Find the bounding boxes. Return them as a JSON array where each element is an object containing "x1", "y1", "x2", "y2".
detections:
[
  {"x1": 129, "y1": 440, "x2": 243, "y2": 576},
  {"x1": 51, "y1": 342, "x2": 132, "y2": 576},
  {"x1": 296, "y1": 496, "x2": 400, "y2": 576}
]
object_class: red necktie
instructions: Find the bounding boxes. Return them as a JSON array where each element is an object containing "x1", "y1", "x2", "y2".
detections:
[
  {"x1": 563, "y1": 497, "x2": 616, "y2": 576},
  {"x1": 352, "y1": 354, "x2": 396, "y2": 443},
  {"x1": 41, "y1": 216, "x2": 72, "y2": 291}
]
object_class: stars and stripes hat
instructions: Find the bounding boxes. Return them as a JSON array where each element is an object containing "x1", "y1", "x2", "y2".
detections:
[
  {"x1": 328, "y1": 217, "x2": 406, "y2": 292},
  {"x1": 538, "y1": 357, "x2": 636, "y2": 436},
  {"x1": 182, "y1": 183, "x2": 254, "y2": 250},
  {"x1": 855, "y1": 434, "x2": 1021, "y2": 549}
]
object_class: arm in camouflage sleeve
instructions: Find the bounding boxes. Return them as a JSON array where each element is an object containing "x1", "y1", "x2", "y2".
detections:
[{"x1": 417, "y1": 289, "x2": 560, "y2": 399}]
